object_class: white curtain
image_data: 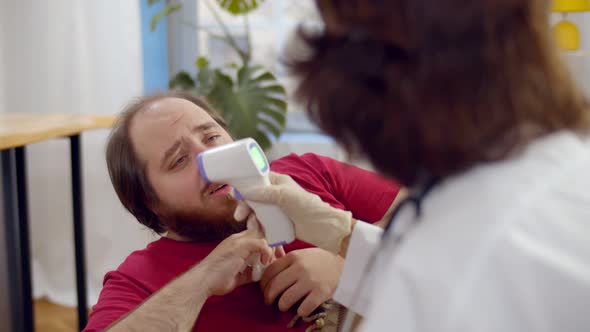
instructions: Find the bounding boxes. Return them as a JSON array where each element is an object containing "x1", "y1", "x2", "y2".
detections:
[{"x1": 0, "y1": 0, "x2": 156, "y2": 307}]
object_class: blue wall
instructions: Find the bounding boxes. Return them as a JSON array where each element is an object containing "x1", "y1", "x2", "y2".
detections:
[{"x1": 140, "y1": 0, "x2": 170, "y2": 93}]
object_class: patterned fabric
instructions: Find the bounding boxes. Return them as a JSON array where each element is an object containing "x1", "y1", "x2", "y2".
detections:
[{"x1": 287, "y1": 301, "x2": 346, "y2": 332}]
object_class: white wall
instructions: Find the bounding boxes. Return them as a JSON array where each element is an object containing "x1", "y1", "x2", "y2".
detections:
[
  {"x1": 551, "y1": 12, "x2": 590, "y2": 98},
  {"x1": 0, "y1": 0, "x2": 155, "y2": 307}
]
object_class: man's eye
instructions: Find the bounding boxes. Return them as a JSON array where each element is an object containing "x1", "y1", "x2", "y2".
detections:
[
  {"x1": 173, "y1": 156, "x2": 187, "y2": 167},
  {"x1": 207, "y1": 135, "x2": 221, "y2": 142}
]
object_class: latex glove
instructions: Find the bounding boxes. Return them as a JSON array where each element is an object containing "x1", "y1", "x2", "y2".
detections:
[
  {"x1": 242, "y1": 216, "x2": 277, "y2": 282},
  {"x1": 234, "y1": 172, "x2": 353, "y2": 254},
  {"x1": 247, "y1": 245, "x2": 285, "y2": 282}
]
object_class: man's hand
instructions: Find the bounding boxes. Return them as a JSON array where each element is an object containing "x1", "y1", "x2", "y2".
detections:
[
  {"x1": 260, "y1": 248, "x2": 344, "y2": 317},
  {"x1": 201, "y1": 216, "x2": 274, "y2": 297},
  {"x1": 105, "y1": 216, "x2": 273, "y2": 332}
]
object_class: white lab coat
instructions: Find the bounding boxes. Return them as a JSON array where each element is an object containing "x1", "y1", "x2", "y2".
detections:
[{"x1": 334, "y1": 131, "x2": 590, "y2": 332}]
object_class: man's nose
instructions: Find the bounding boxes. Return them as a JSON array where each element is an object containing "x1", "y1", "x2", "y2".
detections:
[{"x1": 189, "y1": 141, "x2": 210, "y2": 185}]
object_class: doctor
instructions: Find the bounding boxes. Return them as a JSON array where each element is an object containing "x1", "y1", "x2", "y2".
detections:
[{"x1": 235, "y1": 0, "x2": 590, "y2": 331}]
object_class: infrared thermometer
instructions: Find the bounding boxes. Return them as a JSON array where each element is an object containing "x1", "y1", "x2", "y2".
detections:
[{"x1": 197, "y1": 138, "x2": 295, "y2": 247}]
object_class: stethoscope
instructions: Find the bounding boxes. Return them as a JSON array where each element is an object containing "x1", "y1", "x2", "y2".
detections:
[
  {"x1": 383, "y1": 175, "x2": 440, "y2": 238},
  {"x1": 341, "y1": 175, "x2": 439, "y2": 331}
]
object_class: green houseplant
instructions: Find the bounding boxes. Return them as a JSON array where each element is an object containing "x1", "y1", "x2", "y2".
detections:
[{"x1": 149, "y1": 0, "x2": 287, "y2": 150}]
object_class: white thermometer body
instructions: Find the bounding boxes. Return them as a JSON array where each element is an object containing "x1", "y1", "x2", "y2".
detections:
[{"x1": 197, "y1": 138, "x2": 295, "y2": 247}]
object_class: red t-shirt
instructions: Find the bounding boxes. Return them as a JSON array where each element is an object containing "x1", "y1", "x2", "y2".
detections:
[{"x1": 84, "y1": 153, "x2": 399, "y2": 332}]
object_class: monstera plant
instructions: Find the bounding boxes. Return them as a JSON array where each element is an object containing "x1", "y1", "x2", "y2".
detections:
[{"x1": 149, "y1": 0, "x2": 287, "y2": 150}]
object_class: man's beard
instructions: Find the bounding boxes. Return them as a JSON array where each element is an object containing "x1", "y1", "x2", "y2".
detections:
[{"x1": 163, "y1": 194, "x2": 246, "y2": 242}]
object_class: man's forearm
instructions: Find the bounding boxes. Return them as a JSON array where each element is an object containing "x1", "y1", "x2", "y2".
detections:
[{"x1": 106, "y1": 264, "x2": 210, "y2": 332}]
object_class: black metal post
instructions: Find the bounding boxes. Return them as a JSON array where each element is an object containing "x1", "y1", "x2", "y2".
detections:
[
  {"x1": 2, "y1": 148, "x2": 34, "y2": 332},
  {"x1": 70, "y1": 135, "x2": 88, "y2": 330},
  {"x1": 2, "y1": 149, "x2": 26, "y2": 332},
  {"x1": 15, "y1": 147, "x2": 34, "y2": 332}
]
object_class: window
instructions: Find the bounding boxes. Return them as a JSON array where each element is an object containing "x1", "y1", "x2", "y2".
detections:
[{"x1": 196, "y1": 0, "x2": 320, "y2": 114}]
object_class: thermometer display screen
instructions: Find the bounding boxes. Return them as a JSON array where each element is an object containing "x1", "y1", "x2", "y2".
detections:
[{"x1": 249, "y1": 144, "x2": 268, "y2": 172}]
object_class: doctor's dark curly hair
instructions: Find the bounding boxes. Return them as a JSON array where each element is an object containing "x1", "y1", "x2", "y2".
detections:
[{"x1": 289, "y1": 0, "x2": 589, "y2": 186}]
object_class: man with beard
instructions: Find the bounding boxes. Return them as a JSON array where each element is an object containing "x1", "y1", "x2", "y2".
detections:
[{"x1": 83, "y1": 92, "x2": 400, "y2": 332}]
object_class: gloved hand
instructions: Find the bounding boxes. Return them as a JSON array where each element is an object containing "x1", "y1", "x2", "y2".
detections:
[{"x1": 233, "y1": 172, "x2": 354, "y2": 254}]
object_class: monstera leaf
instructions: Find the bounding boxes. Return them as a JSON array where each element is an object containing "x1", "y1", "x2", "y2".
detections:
[
  {"x1": 170, "y1": 58, "x2": 287, "y2": 150},
  {"x1": 169, "y1": 71, "x2": 195, "y2": 90},
  {"x1": 207, "y1": 64, "x2": 286, "y2": 150},
  {"x1": 215, "y1": 0, "x2": 265, "y2": 15}
]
